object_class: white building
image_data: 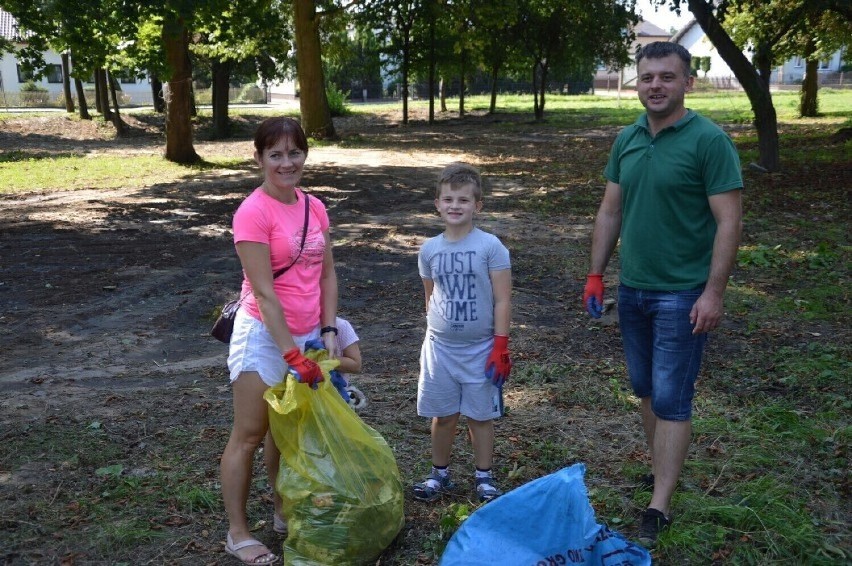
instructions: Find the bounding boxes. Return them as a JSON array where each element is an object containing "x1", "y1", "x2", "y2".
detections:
[
  {"x1": 673, "y1": 19, "x2": 848, "y2": 88},
  {"x1": 0, "y1": 8, "x2": 152, "y2": 107},
  {"x1": 595, "y1": 18, "x2": 672, "y2": 90}
]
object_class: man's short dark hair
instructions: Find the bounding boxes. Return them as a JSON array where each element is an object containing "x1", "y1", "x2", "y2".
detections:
[{"x1": 636, "y1": 41, "x2": 692, "y2": 77}]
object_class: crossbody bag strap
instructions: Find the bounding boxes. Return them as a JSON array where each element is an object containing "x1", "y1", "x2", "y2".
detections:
[{"x1": 272, "y1": 193, "x2": 310, "y2": 280}]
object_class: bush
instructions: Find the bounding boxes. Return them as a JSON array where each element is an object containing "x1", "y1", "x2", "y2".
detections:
[
  {"x1": 19, "y1": 82, "x2": 50, "y2": 107},
  {"x1": 236, "y1": 84, "x2": 265, "y2": 104},
  {"x1": 20, "y1": 80, "x2": 47, "y2": 93},
  {"x1": 326, "y1": 83, "x2": 350, "y2": 116}
]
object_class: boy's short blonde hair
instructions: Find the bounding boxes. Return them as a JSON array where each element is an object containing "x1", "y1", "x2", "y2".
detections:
[{"x1": 436, "y1": 162, "x2": 483, "y2": 200}]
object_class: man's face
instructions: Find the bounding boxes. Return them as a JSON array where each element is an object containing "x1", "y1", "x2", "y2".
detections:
[{"x1": 636, "y1": 54, "x2": 693, "y2": 121}]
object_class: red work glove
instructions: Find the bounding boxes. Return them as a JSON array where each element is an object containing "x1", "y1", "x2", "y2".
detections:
[
  {"x1": 485, "y1": 335, "x2": 512, "y2": 387},
  {"x1": 283, "y1": 347, "x2": 323, "y2": 388},
  {"x1": 583, "y1": 274, "x2": 604, "y2": 319}
]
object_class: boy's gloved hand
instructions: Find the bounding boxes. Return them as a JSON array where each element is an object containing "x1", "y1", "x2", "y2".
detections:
[
  {"x1": 583, "y1": 274, "x2": 604, "y2": 318},
  {"x1": 283, "y1": 347, "x2": 323, "y2": 388},
  {"x1": 485, "y1": 335, "x2": 512, "y2": 387}
]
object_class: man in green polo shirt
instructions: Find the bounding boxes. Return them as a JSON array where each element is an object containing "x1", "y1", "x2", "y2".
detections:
[{"x1": 583, "y1": 41, "x2": 743, "y2": 545}]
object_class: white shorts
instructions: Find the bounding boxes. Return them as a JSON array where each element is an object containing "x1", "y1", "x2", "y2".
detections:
[
  {"x1": 417, "y1": 334, "x2": 503, "y2": 421},
  {"x1": 227, "y1": 308, "x2": 320, "y2": 386}
]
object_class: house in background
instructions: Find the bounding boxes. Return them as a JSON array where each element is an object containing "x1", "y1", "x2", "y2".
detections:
[
  {"x1": 673, "y1": 19, "x2": 848, "y2": 88},
  {"x1": 594, "y1": 18, "x2": 672, "y2": 91},
  {"x1": 0, "y1": 7, "x2": 151, "y2": 107}
]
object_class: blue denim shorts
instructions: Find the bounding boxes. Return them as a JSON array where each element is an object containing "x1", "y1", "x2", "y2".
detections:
[{"x1": 617, "y1": 284, "x2": 708, "y2": 421}]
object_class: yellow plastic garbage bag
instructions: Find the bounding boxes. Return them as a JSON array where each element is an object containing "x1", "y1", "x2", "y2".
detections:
[{"x1": 264, "y1": 350, "x2": 404, "y2": 565}]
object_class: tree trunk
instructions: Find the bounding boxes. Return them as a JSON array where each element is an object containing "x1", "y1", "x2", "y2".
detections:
[
  {"x1": 211, "y1": 60, "x2": 231, "y2": 139},
  {"x1": 688, "y1": 0, "x2": 780, "y2": 171},
  {"x1": 459, "y1": 50, "x2": 466, "y2": 117},
  {"x1": 537, "y1": 64, "x2": 548, "y2": 121},
  {"x1": 440, "y1": 77, "x2": 447, "y2": 112},
  {"x1": 489, "y1": 62, "x2": 499, "y2": 114},
  {"x1": 533, "y1": 63, "x2": 545, "y2": 121},
  {"x1": 150, "y1": 74, "x2": 165, "y2": 113},
  {"x1": 97, "y1": 69, "x2": 112, "y2": 120},
  {"x1": 428, "y1": 14, "x2": 435, "y2": 124},
  {"x1": 74, "y1": 77, "x2": 90, "y2": 120},
  {"x1": 162, "y1": 14, "x2": 200, "y2": 164},
  {"x1": 293, "y1": 0, "x2": 336, "y2": 139},
  {"x1": 401, "y1": 38, "x2": 410, "y2": 125},
  {"x1": 60, "y1": 53, "x2": 74, "y2": 113},
  {"x1": 107, "y1": 71, "x2": 127, "y2": 135},
  {"x1": 800, "y1": 39, "x2": 819, "y2": 117},
  {"x1": 800, "y1": 59, "x2": 819, "y2": 117}
]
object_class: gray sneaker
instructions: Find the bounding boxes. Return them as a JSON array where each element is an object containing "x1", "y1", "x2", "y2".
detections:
[
  {"x1": 412, "y1": 471, "x2": 455, "y2": 502},
  {"x1": 475, "y1": 476, "x2": 502, "y2": 502}
]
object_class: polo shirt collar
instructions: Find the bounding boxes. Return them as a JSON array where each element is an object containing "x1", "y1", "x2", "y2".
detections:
[{"x1": 636, "y1": 109, "x2": 697, "y2": 134}]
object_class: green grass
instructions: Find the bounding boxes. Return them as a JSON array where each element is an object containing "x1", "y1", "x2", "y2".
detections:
[
  {"x1": 0, "y1": 153, "x2": 253, "y2": 193},
  {"x1": 368, "y1": 89, "x2": 852, "y2": 125}
]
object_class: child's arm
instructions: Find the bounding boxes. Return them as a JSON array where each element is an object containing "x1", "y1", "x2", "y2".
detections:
[
  {"x1": 490, "y1": 269, "x2": 512, "y2": 336},
  {"x1": 336, "y1": 341, "x2": 362, "y2": 374},
  {"x1": 422, "y1": 278, "x2": 434, "y2": 314}
]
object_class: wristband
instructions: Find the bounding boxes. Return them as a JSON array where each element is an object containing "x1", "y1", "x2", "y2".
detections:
[{"x1": 321, "y1": 326, "x2": 338, "y2": 336}]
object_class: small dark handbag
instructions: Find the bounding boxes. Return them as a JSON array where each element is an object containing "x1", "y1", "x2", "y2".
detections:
[{"x1": 211, "y1": 194, "x2": 310, "y2": 343}]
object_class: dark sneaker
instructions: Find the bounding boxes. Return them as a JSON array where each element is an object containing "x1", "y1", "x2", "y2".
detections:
[
  {"x1": 638, "y1": 508, "x2": 671, "y2": 545},
  {"x1": 475, "y1": 476, "x2": 503, "y2": 502},
  {"x1": 412, "y1": 472, "x2": 454, "y2": 502}
]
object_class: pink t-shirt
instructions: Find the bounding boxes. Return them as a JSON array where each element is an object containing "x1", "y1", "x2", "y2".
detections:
[{"x1": 233, "y1": 187, "x2": 330, "y2": 335}]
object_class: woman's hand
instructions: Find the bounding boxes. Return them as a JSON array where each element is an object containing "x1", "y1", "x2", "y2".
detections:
[
  {"x1": 283, "y1": 348, "x2": 323, "y2": 387},
  {"x1": 322, "y1": 330, "x2": 339, "y2": 359}
]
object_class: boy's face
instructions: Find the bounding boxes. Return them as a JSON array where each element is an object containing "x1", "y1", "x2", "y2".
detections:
[{"x1": 435, "y1": 182, "x2": 482, "y2": 228}]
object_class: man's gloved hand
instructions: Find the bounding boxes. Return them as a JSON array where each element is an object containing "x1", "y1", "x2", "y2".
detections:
[
  {"x1": 329, "y1": 369, "x2": 352, "y2": 403},
  {"x1": 283, "y1": 347, "x2": 323, "y2": 388},
  {"x1": 485, "y1": 335, "x2": 512, "y2": 387},
  {"x1": 583, "y1": 274, "x2": 604, "y2": 318}
]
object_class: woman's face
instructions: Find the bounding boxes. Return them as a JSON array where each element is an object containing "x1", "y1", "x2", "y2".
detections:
[{"x1": 255, "y1": 136, "x2": 307, "y2": 191}]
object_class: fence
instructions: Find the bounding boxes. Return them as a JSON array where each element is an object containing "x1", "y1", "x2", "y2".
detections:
[{"x1": 0, "y1": 83, "x2": 269, "y2": 109}]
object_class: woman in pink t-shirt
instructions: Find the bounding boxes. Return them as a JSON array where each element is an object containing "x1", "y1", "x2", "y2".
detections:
[{"x1": 220, "y1": 117, "x2": 339, "y2": 565}]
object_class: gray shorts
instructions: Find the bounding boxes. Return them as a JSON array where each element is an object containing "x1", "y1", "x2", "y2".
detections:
[
  {"x1": 417, "y1": 334, "x2": 503, "y2": 421},
  {"x1": 227, "y1": 308, "x2": 320, "y2": 386}
]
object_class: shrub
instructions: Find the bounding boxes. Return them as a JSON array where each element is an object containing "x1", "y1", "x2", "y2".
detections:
[
  {"x1": 19, "y1": 81, "x2": 50, "y2": 107},
  {"x1": 236, "y1": 84, "x2": 265, "y2": 104},
  {"x1": 326, "y1": 83, "x2": 350, "y2": 116}
]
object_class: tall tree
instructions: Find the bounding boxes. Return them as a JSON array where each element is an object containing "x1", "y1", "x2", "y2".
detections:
[
  {"x1": 659, "y1": 0, "x2": 852, "y2": 171},
  {"x1": 517, "y1": 0, "x2": 636, "y2": 121},
  {"x1": 293, "y1": 0, "x2": 335, "y2": 138},
  {"x1": 192, "y1": 0, "x2": 292, "y2": 138},
  {"x1": 358, "y1": 0, "x2": 425, "y2": 125},
  {"x1": 161, "y1": 9, "x2": 199, "y2": 163},
  {"x1": 470, "y1": 0, "x2": 521, "y2": 114}
]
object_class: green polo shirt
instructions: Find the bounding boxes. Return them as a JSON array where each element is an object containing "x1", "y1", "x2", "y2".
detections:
[{"x1": 604, "y1": 110, "x2": 742, "y2": 290}]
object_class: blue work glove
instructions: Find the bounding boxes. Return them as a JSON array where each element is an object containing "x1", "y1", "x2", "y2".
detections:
[
  {"x1": 304, "y1": 338, "x2": 326, "y2": 353},
  {"x1": 329, "y1": 369, "x2": 352, "y2": 403}
]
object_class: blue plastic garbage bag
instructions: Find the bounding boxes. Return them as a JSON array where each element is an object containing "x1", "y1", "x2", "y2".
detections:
[{"x1": 440, "y1": 463, "x2": 651, "y2": 566}]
